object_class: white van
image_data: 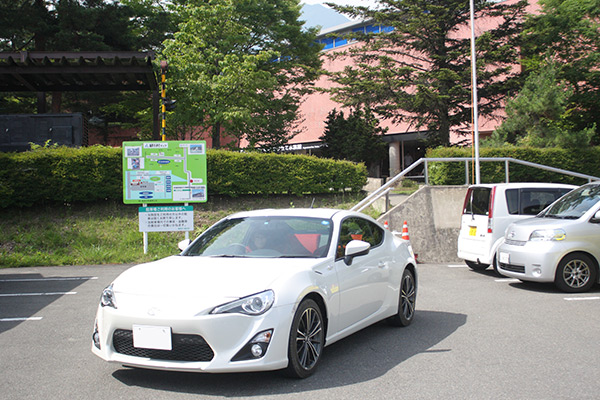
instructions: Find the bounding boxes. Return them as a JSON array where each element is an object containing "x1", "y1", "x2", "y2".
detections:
[
  {"x1": 497, "y1": 181, "x2": 600, "y2": 292},
  {"x1": 457, "y1": 183, "x2": 576, "y2": 271}
]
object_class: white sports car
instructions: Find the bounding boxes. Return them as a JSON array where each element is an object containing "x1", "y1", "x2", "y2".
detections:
[{"x1": 92, "y1": 208, "x2": 417, "y2": 378}]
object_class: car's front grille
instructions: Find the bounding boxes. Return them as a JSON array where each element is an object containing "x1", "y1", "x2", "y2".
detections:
[
  {"x1": 504, "y1": 239, "x2": 527, "y2": 246},
  {"x1": 112, "y1": 329, "x2": 214, "y2": 362},
  {"x1": 499, "y1": 263, "x2": 525, "y2": 273}
]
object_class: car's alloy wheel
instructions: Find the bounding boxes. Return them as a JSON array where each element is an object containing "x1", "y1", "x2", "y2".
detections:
[
  {"x1": 388, "y1": 268, "x2": 416, "y2": 327},
  {"x1": 285, "y1": 299, "x2": 324, "y2": 378},
  {"x1": 555, "y1": 253, "x2": 597, "y2": 293}
]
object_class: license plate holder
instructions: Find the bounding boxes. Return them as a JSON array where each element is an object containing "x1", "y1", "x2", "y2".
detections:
[
  {"x1": 499, "y1": 251, "x2": 510, "y2": 265},
  {"x1": 469, "y1": 226, "x2": 477, "y2": 236},
  {"x1": 132, "y1": 325, "x2": 172, "y2": 350}
]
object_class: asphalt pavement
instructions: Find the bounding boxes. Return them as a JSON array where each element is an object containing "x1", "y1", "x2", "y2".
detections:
[{"x1": 1, "y1": 263, "x2": 599, "y2": 399}]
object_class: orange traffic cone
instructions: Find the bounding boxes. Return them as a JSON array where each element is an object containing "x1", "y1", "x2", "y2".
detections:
[
  {"x1": 401, "y1": 221, "x2": 409, "y2": 240},
  {"x1": 384, "y1": 221, "x2": 389, "y2": 230}
]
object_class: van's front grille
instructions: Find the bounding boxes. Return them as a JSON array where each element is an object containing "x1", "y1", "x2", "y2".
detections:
[
  {"x1": 504, "y1": 239, "x2": 527, "y2": 246},
  {"x1": 499, "y1": 263, "x2": 525, "y2": 273}
]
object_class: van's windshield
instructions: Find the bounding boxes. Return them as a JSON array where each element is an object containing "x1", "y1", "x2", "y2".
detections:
[{"x1": 539, "y1": 184, "x2": 600, "y2": 219}]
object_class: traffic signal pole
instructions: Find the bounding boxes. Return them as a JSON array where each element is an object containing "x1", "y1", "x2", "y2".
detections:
[{"x1": 160, "y1": 60, "x2": 168, "y2": 141}]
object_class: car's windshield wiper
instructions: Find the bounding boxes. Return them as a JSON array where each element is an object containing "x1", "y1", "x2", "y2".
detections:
[
  {"x1": 277, "y1": 255, "x2": 310, "y2": 258},
  {"x1": 543, "y1": 214, "x2": 579, "y2": 219},
  {"x1": 211, "y1": 254, "x2": 248, "y2": 258}
]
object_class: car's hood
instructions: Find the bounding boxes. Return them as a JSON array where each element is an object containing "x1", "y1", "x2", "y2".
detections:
[
  {"x1": 505, "y1": 217, "x2": 580, "y2": 241},
  {"x1": 111, "y1": 256, "x2": 317, "y2": 316}
]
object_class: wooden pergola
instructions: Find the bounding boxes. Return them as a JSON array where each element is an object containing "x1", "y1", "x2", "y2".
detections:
[{"x1": 0, "y1": 51, "x2": 161, "y2": 139}]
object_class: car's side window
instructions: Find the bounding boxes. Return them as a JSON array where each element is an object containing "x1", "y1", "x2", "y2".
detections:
[
  {"x1": 336, "y1": 217, "x2": 384, "y2": 259},
  {"x1": 506, "y1": 188, "x2": 575, "y2": 216}
]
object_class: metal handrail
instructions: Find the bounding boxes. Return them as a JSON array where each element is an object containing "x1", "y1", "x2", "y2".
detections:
[{"x1": 351, "y1": 157, "x2": 600, "y2": 212}]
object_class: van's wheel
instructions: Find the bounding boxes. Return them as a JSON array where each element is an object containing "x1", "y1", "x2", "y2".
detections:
[
  {"x1": 387, "y1": 268, "x2": 416, "y2": 327},
  {"x1": 555, "y1": 253, "x2": 597, "y2": 293},
  {"x1": 284, "y1": 299, "x2": 324, "y2": 379},
  {"x1": 465, "y1": 260, "x2": 489, "y2": 271}
]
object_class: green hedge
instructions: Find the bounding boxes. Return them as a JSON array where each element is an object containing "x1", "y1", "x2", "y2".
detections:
[
  {"x1": 426, "y1": 146, "x2": 600, "y2": 186},
  {"x1": 0, "y1": 146, "x2": 367, "y2": 208}
]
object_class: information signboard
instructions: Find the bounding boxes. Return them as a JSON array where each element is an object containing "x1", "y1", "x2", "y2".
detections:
[
  {"x1": 122, "y1": 141, "x2": 207, "y2": 204},
  {"x1": 138, "y1": 206, "x2": 194, "y2": 232}
]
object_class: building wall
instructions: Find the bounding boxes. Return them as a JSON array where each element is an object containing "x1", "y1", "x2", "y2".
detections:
[{"x1": 289, "y1": 0, "x2": 539, "y2": 176}]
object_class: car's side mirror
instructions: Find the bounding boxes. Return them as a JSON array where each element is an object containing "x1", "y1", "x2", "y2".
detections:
[
  {"x1": 590, "y1": 210, "x2": 600, "y2": 224},
  {"x1": 344, "y1": 240, "x2": 371, "y2": 265},
  {"x1": 178, "y1": 239, "x2": 191, "y2": 251}
]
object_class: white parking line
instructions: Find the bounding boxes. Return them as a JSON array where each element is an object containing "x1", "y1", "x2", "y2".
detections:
[
  {"x1": 0, "y1": 317, "x2": 43, "y2": 322},
  {"x1": 447, "y1": 265, "x2": 467, "y2": 268},
  {"x1": 0, "y1": 277, "x2": 97, "y2": 282},
  {"x1": 564, "y1": 297, "x2": 600, "y2": 301},
  {"x1": 495, "y1": 278, "x2": 520, "y2": 283},
  {"x1": 0, "y1": 292, "x2": 77, "y2": 297}
]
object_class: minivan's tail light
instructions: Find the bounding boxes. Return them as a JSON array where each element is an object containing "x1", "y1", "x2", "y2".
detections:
[{"x1": 487, "y1": 186, "x2": 496, "y2": 233}]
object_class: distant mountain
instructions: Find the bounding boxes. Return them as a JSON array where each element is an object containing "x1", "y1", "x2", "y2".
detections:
[{"x1": 301, "y1": 3, "x2": 350, "y2": 31}]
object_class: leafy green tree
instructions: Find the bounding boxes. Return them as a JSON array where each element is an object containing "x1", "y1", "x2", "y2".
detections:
[
  {"x1": 319, "y1": 108, "x2": 387, "y2": 168},
  {"x1": 487, "y1": 62, "x2": 595, "y2": 148},
  {"x1": 0, "y1": 0, "x2": 145, "y2": 52},
  {"x1": 161, "y1": 0, "x2": 322, "y2": 149},
  {"x1": 0, "y1": 1, "x2": 173, "y2": 137},
  {"x1": 0, "y1": 1, "x2": 56, "y2": 51},
  {"x1": 521, "y1": 0, "x2": 600, "y2": 143},
  {"x1": 326, "y1": 0, "x2": 527, "y2": 147}
]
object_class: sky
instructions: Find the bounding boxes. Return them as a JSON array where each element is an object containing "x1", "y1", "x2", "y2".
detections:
[{"x1": 302, "y1": 1, "x2": 379, "y2": 7}]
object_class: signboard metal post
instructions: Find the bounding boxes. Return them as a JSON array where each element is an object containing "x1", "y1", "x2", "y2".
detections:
[{"x1": 122, "y1": 141, "x2": 207, "y2": 253}]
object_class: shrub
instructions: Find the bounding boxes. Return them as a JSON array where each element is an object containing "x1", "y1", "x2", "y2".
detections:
[
  {"x1": 426, "y1": 146, "x2": 600, "y2": 185},
  {"x1": 0, "y1": 146, "x2": 367, "y2": 208}
]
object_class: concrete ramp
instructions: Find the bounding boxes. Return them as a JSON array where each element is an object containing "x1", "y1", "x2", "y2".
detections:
[{"x1": 378, "y1": 186, "x2": 468, "y2": 263}]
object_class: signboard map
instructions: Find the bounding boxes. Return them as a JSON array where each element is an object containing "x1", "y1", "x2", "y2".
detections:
[{"x1": 122, "y1": 141, "x2": 207, "y2": 204}]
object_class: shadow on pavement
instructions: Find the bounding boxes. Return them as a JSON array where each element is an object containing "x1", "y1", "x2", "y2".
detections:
[
  {"x1": 112, "y1": 310, "x2": 466, "y2": 396},
  {"x1": 0, "y1": 273, "x2": 93, "y2": 334}
]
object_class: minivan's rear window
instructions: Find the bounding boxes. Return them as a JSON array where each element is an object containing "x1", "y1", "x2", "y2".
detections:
[
  {"x1": 505, "y1": 188, "x2": 572, "y2": 215},
  {"x1": 464, "y1": 187, "x2": 491, "y2": 215}
]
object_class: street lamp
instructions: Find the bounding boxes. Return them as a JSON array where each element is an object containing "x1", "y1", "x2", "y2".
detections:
[{"x1": 469, "y1": 0, "x2": 481, "y2": 184}]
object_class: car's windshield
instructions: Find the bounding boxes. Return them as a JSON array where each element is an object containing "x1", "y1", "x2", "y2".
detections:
[
  {"x1": 182, "y1": 216, "x2": 333, "y2": 258},
  {"x1": 539, "y1": 184, "x2": 600, "y2": 219}
]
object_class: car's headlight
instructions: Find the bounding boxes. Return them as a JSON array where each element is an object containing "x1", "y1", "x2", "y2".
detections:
[
  {"x1": 100, "y1": 283, "x2": 117, "y2": 308},
  {"x1": 529, "y1": 228, "x2": 566, "y2": 242},
  {"x1": 211, "y1": 290, "x2": 274, "y2": 315}
]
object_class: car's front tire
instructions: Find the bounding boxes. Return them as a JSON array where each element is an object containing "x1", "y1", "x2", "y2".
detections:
[
  {"x1": 555, "y1": 253, "x2": 597, "y2": 293},
  {"x1": 387, "y1": 268, "x2": 416, "y2": 327},
  {"x1": 284, "y1": 299, "x2": 324, "y2": 379}
]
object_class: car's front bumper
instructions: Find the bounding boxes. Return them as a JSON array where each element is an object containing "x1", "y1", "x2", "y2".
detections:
[
  {"x1": 496, "y1": 240, "x2": 563, "y2": 282},
  {"x1": 91, "y1": 302, "x2": 295, "y2": 373}
]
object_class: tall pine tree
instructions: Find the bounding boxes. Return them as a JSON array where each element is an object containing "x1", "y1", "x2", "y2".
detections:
[{"x1": 326, "y1": 0, "x2": 527, "y2": 146}]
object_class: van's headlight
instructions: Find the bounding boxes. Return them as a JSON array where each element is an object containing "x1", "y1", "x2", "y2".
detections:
[
  {"x1": 211, "y1": 290, "x2": 274, "y2": 315},
  {"x1": 529, "y1": 229, "x2": 566, "y2": 242},
  {"x1": 100, "y1": 284, "x2": 117, "y2": 308}
]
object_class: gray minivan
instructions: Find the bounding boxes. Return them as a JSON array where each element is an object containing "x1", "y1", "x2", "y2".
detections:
[
  {"x1": 497, "y1": 181, "x2": 600, "y2": 292},
  {"x1": 457, "y1": 183, "x2": 576, "y2": 271}
]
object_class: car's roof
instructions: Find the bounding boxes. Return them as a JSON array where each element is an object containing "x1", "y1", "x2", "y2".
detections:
[
  {"x1": 583, "y1": 181, "x2": 600, "y2": 187},
  {"x1": 227, "y1": 208, "x2": 347, "y2": 220},
  {"x1": 468, "y1": 182, "x2": 577, "y2": 189}
]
